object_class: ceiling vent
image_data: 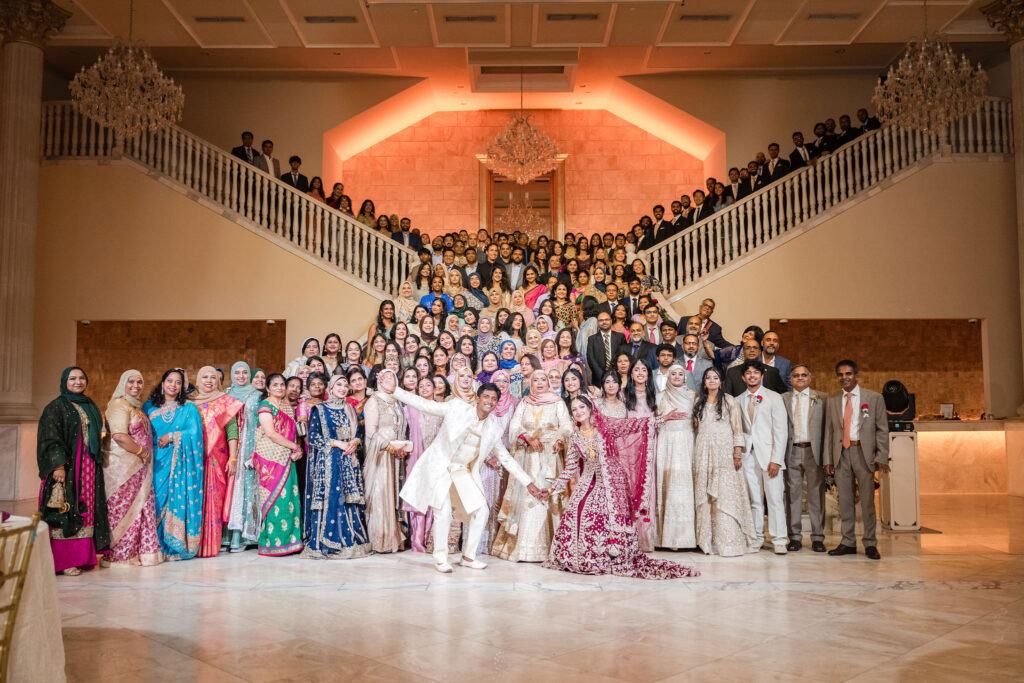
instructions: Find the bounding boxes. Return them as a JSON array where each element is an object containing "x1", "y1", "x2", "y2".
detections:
[
  {"x1": 194, "y1": 16, "x2": 245, "y2": 23},
  {"x1": 445, "y1": 15, "x2": 496, "y2": 23},
  {"x1": 807, "y1": 13, "x2": 861, "y2": 20},
  {"x1": 480, "y1": 66, "x2": 566, "y2": 75},
  {"x1": 304, "y1": 16, "x2": 357, "y2": 24},
  {"x1": 547, "y1": 13, "x2": 600, "y2": 21},
  {"x1": 679, "y1": 14, "x2": 731, "y2": 22}
]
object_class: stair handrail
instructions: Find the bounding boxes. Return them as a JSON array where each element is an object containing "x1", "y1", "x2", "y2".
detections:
[{"x1": 40, "y1": 101, "x2": 417, "y2": 297}]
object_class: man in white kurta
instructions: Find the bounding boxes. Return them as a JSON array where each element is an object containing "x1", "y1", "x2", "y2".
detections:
[{"x1": 385, "y1": 382, "x2": 543, "y2": 572}]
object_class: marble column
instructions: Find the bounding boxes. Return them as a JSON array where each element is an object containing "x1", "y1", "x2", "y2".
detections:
[
  {"x1": 984, "y1": 1, "x2": 1024, "y2": 412},
  {"x1": 0, "y1": 0, "x2": 69, "y2": 498}
]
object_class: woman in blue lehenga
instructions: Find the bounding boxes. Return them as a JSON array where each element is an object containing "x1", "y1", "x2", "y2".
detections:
[
  {"x1": 147, "y1": 369, "x2": 205, "y2": 561},
  {"x1": 302, "y1": 375, "x2": 372, "y2": 559}
]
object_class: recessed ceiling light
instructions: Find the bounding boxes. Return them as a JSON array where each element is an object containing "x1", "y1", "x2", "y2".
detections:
[
  {"x1": 411, "y1": 8, "x2": 419, "y2": 13},
  {"x1": 333, "y1": 51, "x2": 341, "y2": 56}
]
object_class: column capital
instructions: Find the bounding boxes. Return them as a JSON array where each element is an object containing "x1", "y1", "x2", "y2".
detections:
[
  {"x1": 983, "y1": 0, "x2": 1024, "y2": 44},
  {"x1": 0, "y1": 0, "x2": 70, "y2": 48}
]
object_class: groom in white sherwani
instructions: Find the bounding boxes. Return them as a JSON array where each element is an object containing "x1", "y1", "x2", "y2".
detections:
[
  {"x1": 382, "y1": 380, "x2": 543, "y2": 573},
  {"x1": 737, "y1": 360, "x2": 790, "y2": 554}
]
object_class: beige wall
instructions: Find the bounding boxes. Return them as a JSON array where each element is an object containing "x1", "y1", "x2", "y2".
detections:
[
  {"x1": 33, "y1": 163, "x2": 386, "y2": 414},
  {"x1": 170, "y1": 72, "x2": 421, "y2": 182},
  {"x1": 674, "y1": 159, "x2": 1023, "y2": 418},
  {"x1": 627, "y1": 71, "x2": 879, "y2": 174}
]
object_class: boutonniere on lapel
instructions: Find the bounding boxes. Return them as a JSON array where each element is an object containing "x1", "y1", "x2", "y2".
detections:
[
  {"x1": 860, "y1": 403, "x2": 870, "y2": 419},
  {"x1": 810, "y1": 395, "x2": 822, "y2": 405},
  {"x1": 755, "y1": 395, "x2": 763, "y2": 405}
]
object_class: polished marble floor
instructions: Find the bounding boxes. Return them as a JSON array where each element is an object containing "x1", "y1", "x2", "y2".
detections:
[{"x1": 10, "y1": 493, "x2": 1024, "y2": 682}]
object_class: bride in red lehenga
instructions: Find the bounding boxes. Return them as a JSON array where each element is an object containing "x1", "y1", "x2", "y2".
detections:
[{"x1": 541, "y1": 395, "x2": 699, "y2": 580}]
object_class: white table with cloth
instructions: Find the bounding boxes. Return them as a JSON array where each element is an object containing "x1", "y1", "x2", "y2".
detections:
[{"x1": 3, "y1": 515, "x2": 66, "y2": 682}]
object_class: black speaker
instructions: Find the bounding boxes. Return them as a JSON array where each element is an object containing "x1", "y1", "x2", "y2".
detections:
[{"x1": 883, "y1": 380, "x2": 915, "y2": 430}]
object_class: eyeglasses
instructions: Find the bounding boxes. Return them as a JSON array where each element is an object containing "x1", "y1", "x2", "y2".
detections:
[{"x1": 791, "y1": 373, "x2": 810, "y2": 378}]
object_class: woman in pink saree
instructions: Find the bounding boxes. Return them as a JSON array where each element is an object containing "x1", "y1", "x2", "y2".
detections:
[
  {"x1": 542, "y1": 396, "x2": 698, "y2": 580},
  {"x1": 190, "y1": 366, "x2": 244, "y2": 557},
  {"x1": 101, "y1": 370, "x2": 162, "y2": 566}
]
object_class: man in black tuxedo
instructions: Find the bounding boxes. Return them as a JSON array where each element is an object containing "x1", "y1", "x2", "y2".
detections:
[
  {"x1": 656, "y1": 202, "x2": 682, "y2": 243},
  {"x1": 789, "y1": 132, "x2": 816, "y2": 170},
  {"x1": 724, "y1": 167, "x2": 744, "y2": 203},
  {"x1": 650, "y1": 205, "x2": 673, "y2": 245},
  {"x1": 392, "y1": 216, "x2": 422, "y2": 250},
  {"x1": 743, "y1": 161, "x2": 764, "y2": 196},
  {"x1": 624, "y1": 321, "x2": 656, "y2": 369},
  {"x1": 475, "y1": 243, "x2": 502, "y2": 285},
  {"x1": 587, "y1": 312, "x2": 626, "y2": 383},
  {"x1": 724, "y1": 340, "x2": 786, "y2": 396},
  {"x1": 637, "y1": 215, "x2": 658, "y2": 251},
  {"x1": 621, "y1": 279, "x2": 644, "y2": 319},
  {"x1": 762, "y1": 143, "x2": 790, "y2": 184},
  {"x1": 691, "y1": 189, "x2": 715, "y2": 223},
  {"x1": 856, "y1": 108, "x2": 881, "y2": 132},
  {"x1": 591, "y1": 281, "x2": 622, "y2": 319},
  {"x1": 280, "y1": 155, "x2": 309, "y2": 192},
  {"x1": 231, "y1": 131, "x2": 259, "y2": 165},
  {"x1": 675, "y1": 196, "x2": 695, "y2": 228},
  {"x1": 835, "y1": 115, "x2": 863, "y2": 147}
]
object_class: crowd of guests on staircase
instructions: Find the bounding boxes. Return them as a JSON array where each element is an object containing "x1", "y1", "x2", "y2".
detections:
[
  {"x1": 37, "y1": 221, "x2": 892, "y2": 583},
  {"x1": 227, "y1": 107, "x2": 881, "y2": 250}
]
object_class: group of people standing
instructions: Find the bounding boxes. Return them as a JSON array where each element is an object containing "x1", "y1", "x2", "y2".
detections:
[{"x1": 37, "y1": 225, "x2": 891, "y2": 581}]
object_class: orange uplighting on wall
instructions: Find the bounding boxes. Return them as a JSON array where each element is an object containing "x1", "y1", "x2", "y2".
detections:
[{"x1": 321, "y1": 75, "x2": 726, "y2": 235}]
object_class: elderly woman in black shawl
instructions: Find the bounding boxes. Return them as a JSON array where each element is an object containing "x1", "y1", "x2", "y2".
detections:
[{"x1": 37, "y1": 366, "x2": 110, "y2": 575}]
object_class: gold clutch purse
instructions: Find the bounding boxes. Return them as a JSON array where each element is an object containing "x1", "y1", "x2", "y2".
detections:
[{"x1": 46, "y1": 481, "x2": 71, "y2": 514}]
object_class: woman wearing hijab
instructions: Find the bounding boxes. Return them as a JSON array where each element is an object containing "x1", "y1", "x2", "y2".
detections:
[
  {"x1": 37, "y1": 367, "x2": 110, "y2": 575},
  {"x1": 509, "y1": 289, "x2": 536, "y2": 328},
  {"x1": 252, "y1": 373, "x2": 304, "y2": 556},
  {"x1": 361, "y1": 368, "x2": 409, "y2": 553},
  {"x1": 655, "y1": 365, "x2": 698, "y2": 550},
  {"x1": 402, "y1": 375, "x2": 444, "y2": 553},
  {"x1": 475, "y1": 315, "x2": 500, "y2": 360},
  {"x1": 190, "y1": 366, "x2": 245, "y2": 557},
  {"x1": 492, "y1": 370, "x2": 572, "y2": 563},
  {"x1": 225, "y1": 362, "x2": 262, "y2": 553},
  {"x1": 465, "y1": 272, "x2": 488, "y2": 311},
  {"x1": 284, "y1": 338, "x2": 321, "y2": 378},
  {"x1": 393, "y1": 281, "x2": 418, "y2": 324},
  {"x1": 535, "y1": 315, "x2": 556, "y2": 342},
  {"x1": 304, "y1": 375, "x2": 372, "y2": 559},
  {"x1": 147, "y1": 369, "x2": 204, "y2": 561},
  {"x1": 102, "y1": 370, "x2": 162, "y2": 567},
  {"x1": 476, "y1": 351, "x2": 500, "y2": 385},
  {"x1": 498, "y1": 340, "x2": 524, "y2": 398}
]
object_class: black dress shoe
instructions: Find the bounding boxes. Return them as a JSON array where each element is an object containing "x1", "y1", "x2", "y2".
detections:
[
  {"x1": 811, "y1": 541, "x2": 826, "y2": 552},
  {"x1": 865, "y1": 546, "x2": 881, "y2": 560},
  {"x1": 828, "y1": 544, "x2": 857, "y2": 556},
  {"x1": 786, "y1": 540, "x2": 802, "y2": 552}
]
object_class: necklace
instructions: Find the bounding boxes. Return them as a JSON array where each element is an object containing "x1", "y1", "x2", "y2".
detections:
[
  {"x1": 579, "y1": 425, "x2": 598, "y2": 458},
  {"x1": 160, "y1": 404, "x2": 178, "y2": 423}
]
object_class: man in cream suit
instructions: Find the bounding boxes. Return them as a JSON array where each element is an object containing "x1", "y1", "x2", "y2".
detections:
[
  {"x1": 386, "y1": 380, "x2": 543, "y2": 573},
  {"x1": 782, "y1": 364, "x2": 827, "y2": 552},
  {"x1": 737, "y1": 360, "x2": 790, "y2": 554},
  {"x1": 825, "y1": 359, "x2": 889, "y2": 560}
]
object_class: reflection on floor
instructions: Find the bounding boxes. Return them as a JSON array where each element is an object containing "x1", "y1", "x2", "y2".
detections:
[{"x1": 11, "y1": 493, "x2": 1024, "y2": 682}]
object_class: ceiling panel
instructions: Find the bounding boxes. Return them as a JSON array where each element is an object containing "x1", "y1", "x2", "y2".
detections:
[
  {"x1": 282, "y1": 0, "x2": 377, "y2": 46},
  {"x1": 66, "y1": 0, "x2": 198, "y2": 46},
  {"x1": 534, "y1": 3, "x2": 612, "y2": 47},
  {"x1": 166, "y1": 0, "x2": 274, "y2": 47},
  {"x1": 646, "y1": 43, "x2": 903, "y2": 70},
  {"x1": 368, "y1": 5, "x2": 435, "y2": 46},
  {"x1": 732, "y1": 0, "x2": 803, "y2": 45},
  {"x1": 856, "y1": 2, "x2": 972, "y2": 44},
  {"x1": 247, "y1": 0, "x2": 305, "y2": 47},
  {"x1": 431, "y1": 4, "x2": 510, "y2": 46},
  {"x1": 608, "y1": 3, "x2": 671, "y2": 47},
  {"x1": 775, "y1": 0, "x2": 886, "y2": 46},
  {"x1": 660, "y1": 0, "x2": 755, "y2": 46}
]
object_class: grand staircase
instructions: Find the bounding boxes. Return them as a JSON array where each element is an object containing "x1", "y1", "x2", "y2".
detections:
[
  {"x1": 41, "y1": 99, "x2": 1013, "y2": 303},
  {"x1": 643, "y1": 98, "x2": 1014, "y2": 302},
  {"x1": 41, "y1": 102, "x2": 416, "y2": 299}
]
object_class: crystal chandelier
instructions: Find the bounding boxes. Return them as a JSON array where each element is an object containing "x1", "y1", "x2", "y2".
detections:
[
  {"x1": 484, "y1": 73, "x2": 559, "y2": 185},
  {"x1": 494, "y1": 192, "x2": 547, "y2": 237},
  {"x1": 872, "y1": 1, "x2": 986, "y2": 134},
  {"x1": 70, "y1": 0, "x2": 183, "y2": 141}
]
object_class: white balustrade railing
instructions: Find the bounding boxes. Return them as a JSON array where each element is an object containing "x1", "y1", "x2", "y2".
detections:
[
  {"x1": 40, "y1": 101, "x2": 416, "y2": 297},
  {"x1": 646, "y1": 98, "x2": 1014, "y2": 297}
]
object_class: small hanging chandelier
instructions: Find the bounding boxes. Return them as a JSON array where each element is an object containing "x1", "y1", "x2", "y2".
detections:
[
  {"x1": 484, "y1": 72, "x2": 559, "y2": 185},
  {"x1": 70, "y1": 0, "x2": 184, "y2": 141},
  {"x1": 494, "y1": 191, "x2": 547, "y2": 237},
  {"x1": 872, "y1": 0, "x2": 987, "y2": 134}
]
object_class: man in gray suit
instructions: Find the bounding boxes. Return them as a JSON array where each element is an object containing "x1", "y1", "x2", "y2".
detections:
[
  {"x1": 782, "y1": 364, "x2": 827, "y2": 552},
  {"x1": 254, "y1": 139, "x2": 282, "y2": 178},
  {"x1": 679, "y1": 334, "x2": 711, "y2": 393},
  {"x1": 824, "y1": 359, "x2": 890, "y2": 560}
]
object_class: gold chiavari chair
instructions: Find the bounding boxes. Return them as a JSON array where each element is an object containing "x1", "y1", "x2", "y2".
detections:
[{"x1": 0, "y1": 511, "x2": 42, "y2": 683}]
